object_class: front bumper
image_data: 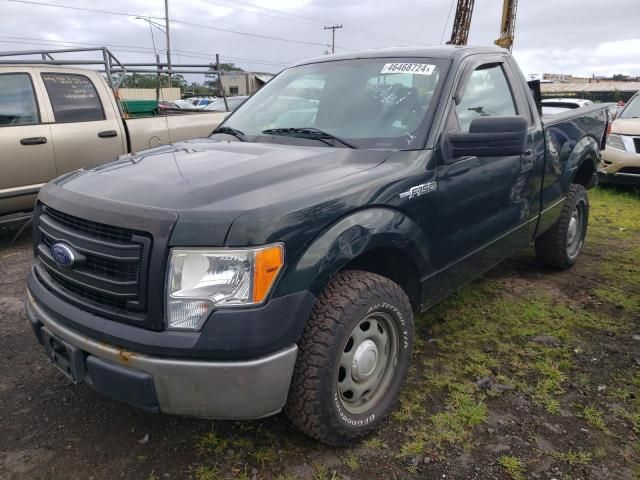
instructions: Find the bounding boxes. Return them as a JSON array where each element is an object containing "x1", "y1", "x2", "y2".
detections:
[
  {"x1": 599, "y1": 145, "x2": 640, "y2": 185},
  {"x1": 26, "y1": 289, "x2": 298, "y2": 419}
]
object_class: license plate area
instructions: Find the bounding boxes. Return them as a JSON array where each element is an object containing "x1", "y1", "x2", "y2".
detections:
[{"x1": 41, "y1": 327, "x2": 86, "y2": 384}]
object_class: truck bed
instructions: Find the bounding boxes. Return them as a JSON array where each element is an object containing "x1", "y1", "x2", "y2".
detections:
[
  {"x1": 124, "y1": 112, "x2": 228, "y2": 152},
  {"x1": 541, "y1": 103, "x2": 609, "y2": 127}
]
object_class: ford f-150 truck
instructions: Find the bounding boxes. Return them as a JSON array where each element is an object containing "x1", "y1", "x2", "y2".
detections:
[
  {"x1": 0, "y1": 63, "x2": 227, "y2": 218},
  {"x1": 25, "y1": 46, "x2": 608, "y2": 446}
]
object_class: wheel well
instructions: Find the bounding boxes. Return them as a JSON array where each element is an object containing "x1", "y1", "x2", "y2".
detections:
[
  {"x1": 341, "y1": 248, "x2": 422, "y2": 312},
  {"x1": 572, "y1": 156, "x2": 596, "y2": 187}
]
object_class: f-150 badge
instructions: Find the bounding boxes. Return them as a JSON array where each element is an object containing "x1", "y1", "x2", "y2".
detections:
[{"x1": 399, "y1": 182, "x2": 437, "y2": 200}]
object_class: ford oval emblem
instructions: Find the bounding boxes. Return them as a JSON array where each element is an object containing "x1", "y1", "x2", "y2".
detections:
[{"x1": 51, "y1": 243, "x2": 76, "y2": 268}]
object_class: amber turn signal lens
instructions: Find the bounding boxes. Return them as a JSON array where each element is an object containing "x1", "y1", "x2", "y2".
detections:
[{"x1": 253, "y1": 244, "x2": 284, "y2": 303}]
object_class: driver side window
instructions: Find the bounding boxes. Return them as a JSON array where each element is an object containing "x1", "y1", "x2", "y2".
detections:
[{"x1": 455, "y1": 64, "x2": 516, "y2": 132}]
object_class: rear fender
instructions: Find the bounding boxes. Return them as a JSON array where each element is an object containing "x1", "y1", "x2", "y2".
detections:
[
  {"x1": 562, "y1": 136, "x2": 599, "y2": 191},
  {"x1": 275, "y1": 208, "x2": 432, "y2": 298}
]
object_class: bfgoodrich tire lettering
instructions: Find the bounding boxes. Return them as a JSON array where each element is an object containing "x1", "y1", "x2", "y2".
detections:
[{"x1": 285, "y1": 270, "x2": 414, "y2": 446}]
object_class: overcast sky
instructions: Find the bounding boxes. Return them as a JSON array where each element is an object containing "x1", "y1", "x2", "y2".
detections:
[{"x1": 2, "y1": 0, "x2": 639, "y2": 78}]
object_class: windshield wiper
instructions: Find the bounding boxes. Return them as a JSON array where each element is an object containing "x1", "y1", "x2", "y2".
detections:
[
  {"x1": 211, "y1": 126, "x2": 246, "y2": 141},
  {"x1": 261, "y1": 127, "x2": 358, "y2": 149}
]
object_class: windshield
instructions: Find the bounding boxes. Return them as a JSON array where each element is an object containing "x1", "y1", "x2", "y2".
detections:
[
  {"x1": 219, "y1": 58, "x2": 446, "y2": 149},
  {"x1": 619, "y1": 94, "x2": 640, "y2": 119},
  {"x1": 206, "y1": 97, "x2": 247, "y2": 111}
]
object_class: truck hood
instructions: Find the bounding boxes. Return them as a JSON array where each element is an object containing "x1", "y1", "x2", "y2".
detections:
[
  {"x1": 58, "y1": 139, "x2": 390, "y2": 210},
  {"x1": 53, "y1": 138, "x2": 392, "y2": 244},
  {"x1": 612, "y1": 118, "x2": 640, "y2": 135}
]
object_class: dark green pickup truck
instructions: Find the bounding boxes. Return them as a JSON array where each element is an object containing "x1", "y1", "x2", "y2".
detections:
[{"x1": 26, "y1": 46, "x2": 608, "y2": 445}]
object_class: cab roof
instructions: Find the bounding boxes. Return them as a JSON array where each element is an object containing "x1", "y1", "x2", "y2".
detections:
[{"x1": 293, "y1": 45, "x2": 507, "y2": 68}]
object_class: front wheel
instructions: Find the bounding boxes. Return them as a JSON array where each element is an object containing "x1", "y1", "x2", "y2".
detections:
[
  {"x1": 535, "y1": 184, "x2": 589, "y2": 270},
  {"x1": 285, "y1": 270, "x2": 414, "y2": 446}
]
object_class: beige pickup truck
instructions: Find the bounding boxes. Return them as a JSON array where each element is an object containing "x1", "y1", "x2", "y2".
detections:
[{"x1": 1, "y1": 65, "x2": 227, "y2": 217}]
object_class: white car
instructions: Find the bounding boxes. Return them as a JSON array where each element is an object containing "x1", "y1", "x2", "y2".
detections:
[{"x1": 542, "y1": 98, "x2": 593, "y2": 115}]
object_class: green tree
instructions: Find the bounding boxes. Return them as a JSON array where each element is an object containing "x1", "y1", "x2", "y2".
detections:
[
  {"x1": 120, "y1": 73, "x2": 188, "y2": 90},
  {"x1": 204, "y1": 62, "x2": 244, "y2": 90}
]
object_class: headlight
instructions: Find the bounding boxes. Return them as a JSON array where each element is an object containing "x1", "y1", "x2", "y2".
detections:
[
  {"x1": 607, "y1": 134, "x2": 626, "y2": 151},
  {"x1": 166, "y1": 244, "x2": 284, "y2": 330}
]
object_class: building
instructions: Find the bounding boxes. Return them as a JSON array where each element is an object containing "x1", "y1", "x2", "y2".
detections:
[
  {"x1": 220, "y1": 72, "x2": 274, "y2": 96},
  {"x1": 541, "y1": 81, "x2": 640, "y2": 102}
]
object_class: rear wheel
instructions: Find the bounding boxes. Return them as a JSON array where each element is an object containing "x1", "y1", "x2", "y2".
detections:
[
  {"x1": 535, "y1": 184, "x2": 589, "y2": 269},
  {"x1": 285, "y1": 270, "x2": 414, "y2": 446}
]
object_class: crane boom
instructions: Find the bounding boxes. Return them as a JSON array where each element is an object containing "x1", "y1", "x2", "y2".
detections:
[
  {"x1": 447, "y1": 0, "x2": 475, "y2": 46},
  {"x1": 494, "y1": 0, "x2": 518, "y2": 51}
]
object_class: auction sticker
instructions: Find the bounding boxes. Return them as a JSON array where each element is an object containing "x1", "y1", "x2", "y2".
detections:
[{"x1": 381, "y1": 63, "x2": 436, "y2": 75}]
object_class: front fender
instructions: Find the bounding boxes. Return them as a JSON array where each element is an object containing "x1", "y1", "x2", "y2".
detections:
[{"x1": 275, "y1": 208, "x2": 433, "y2": 298}]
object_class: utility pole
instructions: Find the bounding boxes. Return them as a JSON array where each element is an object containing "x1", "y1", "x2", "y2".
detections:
[
  {"x1": 216, "y1": 53, "x2": 229, "y2": 112},
  {"x1": 324, "y1": 25, "x2": 342, "y2": 54},
  {"x1": 165, "y1": 0, "x2": 172, "y2": 87},
  {"x1": 155, "y1": 54, "x2": 161, "y2": 101}
]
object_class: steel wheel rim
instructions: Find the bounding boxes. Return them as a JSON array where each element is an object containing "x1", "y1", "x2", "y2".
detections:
[
  {"x1": 337, "y1": 312, "x2": 399, "y2": 415},
  {"x1": 567, "y1": 202, "x2": 585, "y2": 260}
]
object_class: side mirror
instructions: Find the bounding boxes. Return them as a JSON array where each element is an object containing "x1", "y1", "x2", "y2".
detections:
[{"x1": 448, "y1": 116, "x2": 528, "y2": 158}]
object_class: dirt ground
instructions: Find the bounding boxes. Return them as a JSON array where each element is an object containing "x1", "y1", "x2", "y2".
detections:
[{"x1": 1, "y1": 186, "x2": 638, "y2": 480}]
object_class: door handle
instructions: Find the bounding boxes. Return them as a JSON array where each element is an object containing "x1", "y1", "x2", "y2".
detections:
[
  {"x1": 446, "y1": 164, "x2": 471, "y2": 177},
  {"x1": 98, "y1": 130, "x2": 118, "y2": 138},
  {"x1": 20, "y1": 136, "x2": 47, "y2": 145}
]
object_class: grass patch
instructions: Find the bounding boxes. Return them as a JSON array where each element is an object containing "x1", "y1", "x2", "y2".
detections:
[
  {"x1": 363, "y1": 437, "x2": 384, "y2": 449},
  {"x1": 197, "y1": 432, "x2": 228, "y2": 456},
  {"x1": 194, "y1": 465, "x2": 220, "y2": 480},
  {"x1": 589, "y1": 187, "x2": 640, "y2": 237},
  {"x1": 310, "y1": 462, "x2": 338, "y2": 480},
  {"x1": 579, "y1": 404, "x2": 608, "y2": 431},
  {"x1": 253, "y1": 446, "x2": 277, "y2": 466},
  {"x1": 398, "y1": 438, "x2": 426, "y2": 458},
  {"x1": 498, "y1": 455, "x2": 525, "y2": 480},
  {"x1": 549, "y1": 448, "x2": 593, "y2": 466},
  {"x1": 428, "y1": 391, "x2": 487, "y2": 446},
  {"x1": 593, "y1": 286, "x2": 640, "y2": 313},
  {"x1": 343, "y1": 453, "x2": 360, "y2": 471}
]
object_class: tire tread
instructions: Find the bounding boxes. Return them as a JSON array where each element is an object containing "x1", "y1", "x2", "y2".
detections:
[
  {"x1": 285, "y1": 270, "x2": 413, "y2": 445},
  {"x1": 535, "y1": 183, "x2": 588, "y2": 270}
]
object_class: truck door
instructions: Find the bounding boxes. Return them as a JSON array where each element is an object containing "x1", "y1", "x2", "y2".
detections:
[
  {"x1": 0, "y1": 69, "x2": 56, "y2": 216},
  {"x1": 39, "y1": 71, "x2": 125, "y2": 176},
  {"x1": 435, "y1": 59, "x2": 538, "y2": 274}
]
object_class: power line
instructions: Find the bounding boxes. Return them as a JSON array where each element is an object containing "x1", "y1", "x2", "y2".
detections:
[
  {"x1": 197, "y1": 0, "x2": 323, "y2": 27},
  {"x1": 1, "y1": 0, "x2": 354, "y2": 50},
  {"x1": 170, "y1": 18, "x2": 355, "y2": 50},
  {"x1": 440, "y1": 0, "x2": 457, "y2": 44},
  {"x1": 0, "y1": 36, "x2": 290, "y2": 68},
  {"x1": 3, "y1": 0, "x2": 151, "y2": 18},
  {"x1": 198, "y1": 0, "x2": 421, "y2": 46}
]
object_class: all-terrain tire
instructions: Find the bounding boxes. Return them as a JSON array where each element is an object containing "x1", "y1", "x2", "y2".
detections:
[
  {"x1": 285, "y1": 270, "x2": 414, "y2": 446},
  {"x1": 535, "y1": 183, "x2": 589, "y2": 270}
]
